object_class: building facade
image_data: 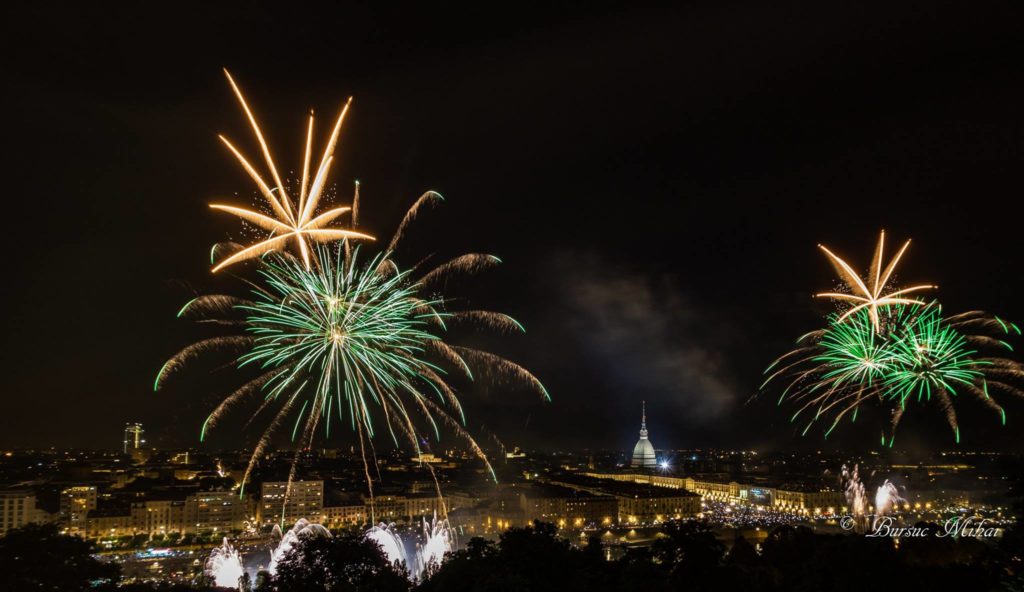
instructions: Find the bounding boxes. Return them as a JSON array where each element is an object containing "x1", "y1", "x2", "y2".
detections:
[
  {"x1": 259, "y1": 481, "x2": 324, "y2": 527},
  {"x1": 0, "y1": 489, "x2": 39, "y2": 535},
  {"x1": 60, "y1": 486, "x2": 98, "y2": 534}
]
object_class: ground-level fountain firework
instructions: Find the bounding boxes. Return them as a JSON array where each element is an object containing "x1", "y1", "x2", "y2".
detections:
[
  {"x1": 365, "y1": 514, "x2": 454, "y2": 581},
  {"x1": 205, "y1": 538, "x2": 244, "y2": 589},
  {"x1": 267, "y1": 518, "x2": 331, "y2": 575},
  {"x1": 840, "y1": 464, "x2": 907, "y2": 533},
  {"x1": 205, "y1": 516, "x2": 453, "y2": 587}
]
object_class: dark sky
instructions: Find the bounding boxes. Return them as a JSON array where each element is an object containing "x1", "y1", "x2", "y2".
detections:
[{"x1": 4, "y1": 1, "x2": 1024, "y2": 455}]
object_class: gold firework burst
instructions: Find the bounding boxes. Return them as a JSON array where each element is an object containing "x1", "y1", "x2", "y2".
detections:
[
  {"x1": 815, "y1": 230, "x2": 936, "y2": 331},
  {"x1": 210, "y1": 69, "x2": 375, "y2": 272}
]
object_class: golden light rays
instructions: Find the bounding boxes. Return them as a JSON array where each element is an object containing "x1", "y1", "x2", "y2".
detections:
[
  {"x1": 815, "y1": 230, "x2": 936, "y2": 331},
  {"x1": 210, "y1": 69, "x2": 374, "y2": 272}
]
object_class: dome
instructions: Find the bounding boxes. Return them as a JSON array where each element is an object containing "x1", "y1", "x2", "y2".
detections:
[
  {"x1": 631, "y1": 437, "x2": 656, "y2": 469},
  {"x1": 630, "y1": 402, "x2": 658, "y2": 469}
]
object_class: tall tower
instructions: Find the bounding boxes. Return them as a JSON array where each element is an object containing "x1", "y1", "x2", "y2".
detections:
[
  {"x1": 123, "y1": 423, "x2": 144, "y2": 454},
  {"x1": 630, "y1": 401, "x2": 657, "y2": 469}
]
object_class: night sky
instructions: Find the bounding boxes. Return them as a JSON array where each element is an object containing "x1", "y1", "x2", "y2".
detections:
[{"x1": 5, "y1": 2, "x2": 1024, "y2": 454}]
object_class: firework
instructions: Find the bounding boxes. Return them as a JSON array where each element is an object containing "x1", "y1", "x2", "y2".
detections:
[
  {"x1": 157, "y1": 193, "x2": 549, "y2": 497},
  {"x1": 268, "y1": 519, "x2": 331, "y2": 575},
  {"x1": 415, "y1": 514, "x2": 454, "y2": 580},
  {"x1": 840, "y1": 464, "x2": 868, "y2": 532},
  {"x1": 815, "y1": 230, "x2": 936, "y2": 331},
  {"x1": 763, "y1": 302, "x2": 1024, "y2": 444},
  {"x1": 205, "y1": 538, "x2": 245, "y2": 589},
  {"x1": 210, "y1": 69, "x2": 374, "y2": 272},
  {"x1": 873, "y1": 480, "x2": 904, "y2": 523},
  {"x1": 365, "y1": 522, "x2": 409, "y2": 573}
]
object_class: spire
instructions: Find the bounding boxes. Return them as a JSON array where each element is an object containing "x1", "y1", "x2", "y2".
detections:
[{"x1": 631, "y1": 401, "x2": 656, "y2": 469}]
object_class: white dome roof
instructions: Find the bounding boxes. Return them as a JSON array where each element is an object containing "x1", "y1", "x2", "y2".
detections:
[
  {"x1": 630, "y1": 401, "x2": 657, "y2": 469},
  {"x1": 631, "y1": 436, "x2": 657, "y2": 469}
]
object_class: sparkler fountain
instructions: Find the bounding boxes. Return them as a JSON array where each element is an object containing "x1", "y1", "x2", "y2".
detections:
[
  {"x1": 365, "y1": 515, "x2": 453, "y2": 581},
  {"x1": 268, "y1": 518, "x2": 332, "y2": 575},
  {"x1": 873, "y1": 480, "x2": 905, "y2": 528},
  {"x1": 365, "y1": 522, "x2": 410, "y2": 574},
  {"x1": 841, "y1": 464, "x2": 869, "y2": 532},
  {"x1": 416, "y1": 513, "x2": 454, "y2": 580},
  {"x1": 205, "y1": 538, "x2": 245, "y2": 589}
]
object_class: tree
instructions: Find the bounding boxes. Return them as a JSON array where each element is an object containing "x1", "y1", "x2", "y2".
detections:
[
  {"x1": 650, "y1": 520, "x2": 725, "y2": 587},
  {"x1": 420, "y1": 521, "x2": 612, "y2": 592},
  {"x1": 0, "y1": 523, "x2": 120, "y2": 591},
  {"x1": 270, "y1": 533, "x2": 409, "y2": 592}
]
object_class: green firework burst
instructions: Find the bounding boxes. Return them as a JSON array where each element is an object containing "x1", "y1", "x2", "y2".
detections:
[
  {"x1": 157, "y1": 198, "x2": 549, "y2": 495},
  {"x1": 763, "y1": 302, "x2": 1023, "y2": 444}
]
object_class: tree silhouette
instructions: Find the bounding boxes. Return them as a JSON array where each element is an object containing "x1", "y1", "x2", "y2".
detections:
[
  {"x1": 419, "y1": 521, "x2": 612, "y2": 592},
  {"x1": 269, "y1": 532, "x2": 409, "y2": 592},
  {"x1": 0, "y1": 523, "x2": 119, "y2": 592}
]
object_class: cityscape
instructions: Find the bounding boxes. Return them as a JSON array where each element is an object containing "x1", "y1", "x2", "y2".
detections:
[
  {"x1": 5, "y1": 2, "x2": 1024, "y2": 592},
  {"x1": 2, "y1": 411, "x2": 1020, "y2": 588}
]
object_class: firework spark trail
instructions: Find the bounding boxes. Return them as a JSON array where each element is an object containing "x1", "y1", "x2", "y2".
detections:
[
  {"x1": 200, "y1": 365, "x2": 291, "y2": 440},
  {"x1": 386, "y1": 191, "x2": 444, "y2": 253},
  {"x1": 418, "y1": 254, "x2": 502, "y2": 287},
  {"x1": 451, "y1": 346, "x2": 551, "y2": 400},
  {"x1": 815, "y1": 231, "x2": 936, "y2": 332},
  {"x1": 764, "y1": 303, "x2": 1024, "y2": 443},
  {"x1": 177, "y1": 295, "x2": 253, "y2": 320},
  {"x1": 155, "y1": 336, "x2": 255, "y2": 390},
  {"x1": 446, "y1": 311, "x2": 526, "y2": 334},
  {"x1": 211, "y1": 70, "x2": 374, "y2": 272}
]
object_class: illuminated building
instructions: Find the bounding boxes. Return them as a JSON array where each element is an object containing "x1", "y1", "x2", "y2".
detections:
[
  {"x1": 363, "y1": 494, "x2": 404, "y2": 522},
  {"x1": 518, "y1": 484, "x2": 618, "y2": 527},
  {"x1": 506, "y1": 447, "x2": 527, "y2": 459},
  {"x1": 770, "y1": 487, "x2": 845, "y2": 513},
  {"x1": 83, "y1": 493, "x2": 252, "y2": 538},
  {"x1": 584, "y1": 471, "x2": 844, "y2": 512},
  {"x1": 614, "y1": 487, "x2": 700, "y2": 524},
  {"x1": 188, "y1": 491, "x2": 251, "y2": 533},
  {"x1": 132, "y1": 500, "x2": 187, "y2": 535},
  {"x1": 630, "y1": 402, "x2": 658, "y2": 469},
  {"x1": 0, "y1": 489, "x2": 39, "y2": 535},
  {"x1": 123, "y1": 422, "x2": 145, "y2": 454},
  {"x1": 411, "y1": 453, "x2": 444, "y2": 464},
  {"x1": 259, "y1": 481, "x2": 323, "y2": 527},
  {"x1": 60, "y1": 486, "x2": 97, "y2": 534},
  {"x1": 322, "y1": 504, "x2": 366, "y2": 527},
  {"x1": 543, "y1": 477, "x2": 700, "y2": 523},
  {"x1": 403, "y1": 493, "x2": 446, "y2": 521},
  {"x1": 85, "y1": 508, "x2": 132, "y2": 538}
]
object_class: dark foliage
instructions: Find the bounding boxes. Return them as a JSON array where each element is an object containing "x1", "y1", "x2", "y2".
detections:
[
  {"x1": 0, "y1": 518, "x2": 1007, "y2": 592},
  {"x1": 418, "y1": 521, "x2": 611, "y2": 592},
  {"x1": 0, "y1": 523, "x2": 119, "y2": 592},
  {"x1": 267, "y1": 532, "x2": 409, "y2": 592},
  {"x1": 418, "y1": 520, "x2": 1000, "y2": 592}
]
